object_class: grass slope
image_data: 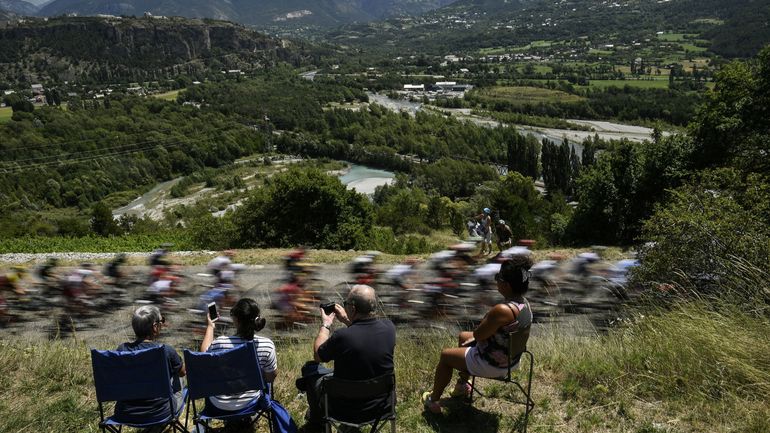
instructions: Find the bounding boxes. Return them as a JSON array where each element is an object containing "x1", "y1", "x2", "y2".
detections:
[
  {"x1": 1, "y1": 304, "x2": 768, "y2": 432},
  {"x1": 0, "y1": 106, "x2": 12, "y2": 123}
]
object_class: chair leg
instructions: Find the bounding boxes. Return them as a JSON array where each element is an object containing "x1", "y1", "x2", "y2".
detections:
[
  {"x1": 390, "y1": 419, "x2": 396, "y2": 433},
  {"x1": 468, "y1": 375, "x2": 477, "y2": 404},
  {"x1": 521, "y1": 351, "x2": 535, "y2": 433}
]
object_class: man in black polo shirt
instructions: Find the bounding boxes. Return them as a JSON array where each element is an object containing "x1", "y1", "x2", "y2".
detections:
[{"x1": 312, "y1": 284, "x2": 396, "y2": 426}]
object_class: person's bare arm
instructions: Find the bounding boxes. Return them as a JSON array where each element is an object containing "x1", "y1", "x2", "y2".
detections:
[
  {"x1": 313, "y1": 307, "x2": 336, "y2": 362},
  {"x1": 200, "y1": 314, "x2": 217, "y2": 352},
  {"x1": 473, "y1": 304, "x2": 515, "y2": 341}
]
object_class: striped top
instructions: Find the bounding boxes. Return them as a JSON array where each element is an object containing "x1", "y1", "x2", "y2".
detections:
[{"x1": 207, "y1": 335, "x2": 277, "y2": 411}]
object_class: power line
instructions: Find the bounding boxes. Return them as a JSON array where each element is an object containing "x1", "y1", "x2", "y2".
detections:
[
  {"x1": 0, "y1": 128, "x2": 245, "y2": 173},
  {"x1": 0, "y1": 123, "x2": 235, "y2": 166}
]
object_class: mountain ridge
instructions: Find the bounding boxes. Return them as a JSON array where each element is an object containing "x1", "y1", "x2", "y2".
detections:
[
  {"x1": 0, "y1": 16, "x2": 317, "y2": 84},
  {"x1": 38, "y1": 0, "x2": 458, "y2": 27},
  {"x1": 0, "y1": 0, "x2": 39, "y2": 15}
]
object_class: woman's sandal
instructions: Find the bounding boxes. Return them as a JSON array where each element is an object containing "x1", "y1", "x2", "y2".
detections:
[
  {"x1": 449, "y1": 381, "x2": 472, "y2": 398},
  {"x1": 421, "y1": 391, "x2": 442, "y2": 414}
]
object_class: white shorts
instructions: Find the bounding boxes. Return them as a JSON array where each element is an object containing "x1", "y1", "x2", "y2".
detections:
[{"x1": 464, "y1": 346, "x2": 518, "y2": 379}]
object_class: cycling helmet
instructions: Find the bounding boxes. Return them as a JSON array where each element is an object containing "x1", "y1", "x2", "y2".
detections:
[
  {"x1": 483, "y1": 208, "x2": 491, "y2": 214},
  {"x1": 499, "y1": 219, "x2": 505, "y2": 225}
]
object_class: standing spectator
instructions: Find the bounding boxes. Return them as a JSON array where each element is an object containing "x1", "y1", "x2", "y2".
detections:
[
  {"x1": 114, "y1": 305, "x2": 186, "y2": 426},
  {"x1": 476, "y1": 208, "x2": 493, "y2": 256},
  {"x1": 495, "y1": 219, "x2": 513, "y2": 252},
  {"x1": 302, "y1": 285, "x2": 396, "y2": 430},
  {"x1": 199, "y1": 298, "x2": 277, "y2": 428}
]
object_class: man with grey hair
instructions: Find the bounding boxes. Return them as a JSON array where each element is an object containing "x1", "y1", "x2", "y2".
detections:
[
  {"x1": 299, "y1": 284, "x2": 395, "y2": 430},
  {"x1": 113, "y1": 305, "x2": 186, "y2": 430}
]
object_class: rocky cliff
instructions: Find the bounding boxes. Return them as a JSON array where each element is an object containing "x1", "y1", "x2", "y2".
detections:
[{"x1": 0, "y1": 16, "x2": 307, "y2": 84}]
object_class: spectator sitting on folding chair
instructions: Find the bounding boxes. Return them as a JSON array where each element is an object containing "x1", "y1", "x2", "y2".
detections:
[
  {"x1": 199, "y1": 298, "x2": 277, "y2": 427},
  {"x1": 300, "y1": 284, "x2": 396, "y2": 431},
  {"x1": 114, "y1": 305, "x2": 186, "y2": 428},
  {"x1": 421, "y1": 255, "x2": 533, "y2": 414}
]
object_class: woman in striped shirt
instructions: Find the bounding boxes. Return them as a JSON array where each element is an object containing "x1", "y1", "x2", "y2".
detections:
[{"x1": 200, "y1": 298, "x2": 277, "y2": 412}]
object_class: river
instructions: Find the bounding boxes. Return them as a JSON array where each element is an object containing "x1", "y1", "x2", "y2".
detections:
[
  {"x1": 339, "y1": 164, "x2": 395, "y2": 195},
  {"x1": 365, "y1": 92, "x2": 658, "y2": 152}
]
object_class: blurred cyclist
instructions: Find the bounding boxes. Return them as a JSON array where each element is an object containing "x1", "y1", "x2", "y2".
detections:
[{"x1": 104, "y1": 253, "x2": 128, "y2": 287}]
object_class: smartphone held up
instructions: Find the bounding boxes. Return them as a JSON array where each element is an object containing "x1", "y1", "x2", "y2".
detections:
[{"x1": 207, "y1": 302, "x2": 219, "y2": 321}]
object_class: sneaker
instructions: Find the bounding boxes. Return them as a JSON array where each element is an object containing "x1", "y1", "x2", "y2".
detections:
[
  {"x1": 450, "y1": 381, "x2": 472, "y2": 398},
  {"x1": 421, "y1": 391, "x2": 442, "y2": 414}
]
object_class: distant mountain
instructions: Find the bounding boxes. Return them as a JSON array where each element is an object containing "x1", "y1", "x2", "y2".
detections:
[
  {"x1": 38, "y1": 0, "x2": 458, "y2": 27},
  {"x1": 329, "y1": 0, "x2": 770, "y2": 58},
  {"x1": 0, "y1": 16, "x2": 317, "y2": 84},
  {"x1": 0, "y1": 0, "x2": 39, "y2": 15}
]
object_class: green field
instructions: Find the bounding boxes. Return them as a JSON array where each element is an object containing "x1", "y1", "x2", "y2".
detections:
[
  {"x1": 0, "y1": 106, "x2": 12, "y2": 122},
  {"x1": 657, "y1": 32, "x2": 698, "y2": 42},
  {"x1": 584, "y1": 79, "x2": 671, "y2": 89},
  {"x1": 473, "y1": 86, "x2": 584, "y2": 105},
  {"x1": 153, "y1": 89, "x2": 180, "y2": 101},
  {"x1": 479, "y1": 40, "x2": 555, "y2": 55},
  {"x1": 680, "y1": 42, "x2": 708, "y2": 53}
]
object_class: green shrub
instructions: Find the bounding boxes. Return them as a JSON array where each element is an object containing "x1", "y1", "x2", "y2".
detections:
[{"x1": 633, "y1": 169, "x2": 770, "y2": 310}]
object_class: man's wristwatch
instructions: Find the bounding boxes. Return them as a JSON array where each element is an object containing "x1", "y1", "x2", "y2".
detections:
[{"x1": 321, "y1": 324, "x2": 332, "y2": 330}]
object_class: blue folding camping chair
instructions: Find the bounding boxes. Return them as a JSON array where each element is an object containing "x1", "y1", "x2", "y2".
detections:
[
  {"x1": 183, "y1": 342, "x2": 274, "y2": 432},
  {"x1": 90, "y1": 346, "x2": 188, "y2": 433}
]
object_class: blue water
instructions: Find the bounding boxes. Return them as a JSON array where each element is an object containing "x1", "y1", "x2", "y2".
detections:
[{"x1": 339, "y1": 165, "x2": 395, "y2": 185}]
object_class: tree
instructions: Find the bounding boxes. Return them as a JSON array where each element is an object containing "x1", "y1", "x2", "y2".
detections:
[
  {"x1": 233, "y1": 167, "x2": 373, "y2": 250},
  {"x1": 90, "y1": 201, "x2": 120, "y2": 236},
  {"x1": 486, "y1": 173, "x2": 546, "y2": 242},
  {"x1": 691, "y1": 45, "x2": 770, "y2": 174}
]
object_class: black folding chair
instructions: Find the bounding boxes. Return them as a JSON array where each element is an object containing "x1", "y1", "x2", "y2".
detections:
[
  {"x1": 90, "y1": 346, "x2": 188, "y2": 433},
  {"x1": 468, "y1": 330, "x2": 535, "y2": 433},
  {"x1": 321, "y1": 373, "x2": 396, "y2": 433},
  {"x1": 183, "y1": 342, "x2": 273, "y2": 433}
]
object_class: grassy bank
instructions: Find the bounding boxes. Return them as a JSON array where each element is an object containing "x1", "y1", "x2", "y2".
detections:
[
  {"x1": 1, "y1": 304, "x2": 767, "y2": 432},
  {"x1": 0, "y1": 106, "x2": 12, "y2": 122}
]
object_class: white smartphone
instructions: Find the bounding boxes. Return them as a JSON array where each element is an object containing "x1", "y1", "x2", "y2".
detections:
[{"x1": 207, "y1": 302, "x2": 219, "y2": 321}]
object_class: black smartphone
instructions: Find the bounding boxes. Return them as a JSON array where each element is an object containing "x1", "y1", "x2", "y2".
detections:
[
  {"x1": 207, "y1": 302, "x2": 219, "y2": 321},
  {"x1": 320, "y1": 302, "x2": 336, "y2": 315}
]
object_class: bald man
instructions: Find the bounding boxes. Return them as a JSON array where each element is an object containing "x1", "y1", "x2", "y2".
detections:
[{"x1": 310, "y1": 284, "x2": 396, "y2": 426}]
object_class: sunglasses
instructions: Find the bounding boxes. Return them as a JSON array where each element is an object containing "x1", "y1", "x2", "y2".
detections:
[{"x1": 155, "y1": 317, "x2": 166, "y2": 325}]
